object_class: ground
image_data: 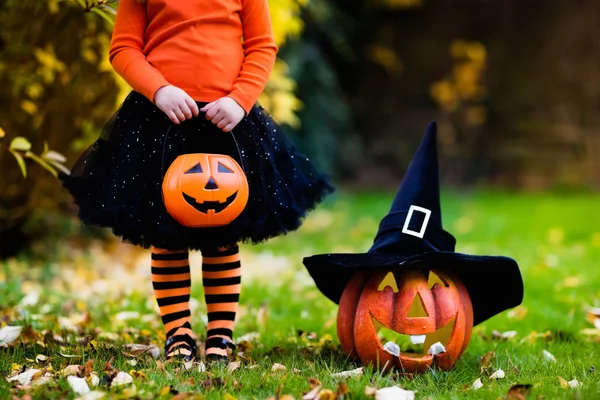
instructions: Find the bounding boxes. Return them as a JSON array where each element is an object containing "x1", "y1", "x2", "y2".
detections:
[{"x1": 1, "y1": 190, "x2": 600, "y2": 399}]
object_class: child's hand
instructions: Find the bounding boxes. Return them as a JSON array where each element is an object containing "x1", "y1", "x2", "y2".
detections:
[
  {"x1": 154, "y1": 85, "x2": 199, "y2": 125},
  {"x1": 200, "y1": 97, "x2": 245, "y2": 132}
]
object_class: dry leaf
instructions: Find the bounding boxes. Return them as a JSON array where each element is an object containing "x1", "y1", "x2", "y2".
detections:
[
  {"x1": 479, "y1": 350, "x2": 496, "y2": 373},
  {"x1": 198, "y1": 362, "x2": 206, "y2": 372},
  {"x1": 568, "y1": 379, "x2": 581, "y2": 389},
  {"x1": 237, "y1": 332, "x2": 260, "y2": 342},
  {"x1": 272, "y1": 363, "x2": 287, "y2": 372},
  {"x1": 124, "y1": 343, "x2": 160, "y2": 359},
  {"x1": 471, "y1": 378, "x2": 483, "y2": 390},
  {"x1": 506, "y1": 384, "x2": 532, "y2": 399},
  {"x1": 543, "y1": 350, "x2": 557, "y2": 363},
  {"x1": 35, "y1": 354, "x2": 48, "y2": 363},
  {"x1": 302, "y1": 385, "x2": 321, "y2": 400},
  {"x1": 317, "y1": 389, "x2": 335, "y2": 400},
  {"x1": 280, "y1": 396, "x2": 295, "y2": 400},
  {"x1": 63, "y1": 365, "x2": 83, "y2": 377},
  {"x1": 336, "y1": 381, "x2": 349, "y2": 397},
  {"x1": 492, "y1": 330, "x2": 517, "y2": 340},
  {"x1": 383, "y1": 341, "x2": 400, "y2": 356},
  {"x1": 331, "y1": 367, "x2": 363, "y2": 378},
  {"x1": 75, "y1": 391, "x2": 106, "y2": 400},
  {"x1": 507, "y1": 306, "x2": 528, "y2": 320},
  {"x1": 558, "y1": 376, "x2": 568, "y2": 388},
  {"x1": 83, "y1": 360, "x2": 94, "y2": 377},
  {"x1": 111, "y1": 371, "x2": 133, "y2": 387},
  {"x1": 308, "y1": 377, "x2": 321, "y2": 388},
  {"x1": 88, "y1": 372, "x2": 100, "y2": 387},
  {"x1": 375, "y1": 386, "x2": 415, "y2": 400},
  {"x1": 31, "y1": 373, "x2": 54, "y2": 387},
  {"x1": 67, "y1": 375, "x2": 91, "y2": 395},
  {"x1": 228, "y1": 362, "x2": 241, "y2": 374},
  {"x1": 183, "y1": 360, "x2": 194, "y2": 371},
  {"x1": 365, "y1": 386, "x2": 377, "y2": 397},
  {"x1": 0, "y1": 325, "x2": 23, "y2": 344},
  {"x1": 7, "y1": 368, "x2": 41, "y2": 386},
  {"x1": 490, "y1": 369, "x2": 505, "y2": 380}
]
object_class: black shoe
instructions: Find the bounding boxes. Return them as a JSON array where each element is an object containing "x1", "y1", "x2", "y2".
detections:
[
  {"x1": 204, "y1": 336, "x2": 236, "y2": 363},
  {"x1": 165, "y1": 334, "x2": 197, "y2": 362}
]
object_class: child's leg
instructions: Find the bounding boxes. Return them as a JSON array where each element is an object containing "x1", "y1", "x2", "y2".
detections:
[
  {"x1": 151, "y1": 247, "x2": 196, "y2": 361},
  {"x1": 201, "y1": 244, "x2": 241, "y2": 360}
]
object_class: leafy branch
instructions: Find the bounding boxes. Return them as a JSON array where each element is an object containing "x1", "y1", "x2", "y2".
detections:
[
  {"x1": 0, "y1": 127, "x2": 69, "y2": 179},
  {"x1": 74, "y1": 0, "x2": 118, "y2": 25}
]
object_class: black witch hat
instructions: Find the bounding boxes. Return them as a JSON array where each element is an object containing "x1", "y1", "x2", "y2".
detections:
[{"x1": 303, "y1": 122, "x2": 524, "y2": 325}]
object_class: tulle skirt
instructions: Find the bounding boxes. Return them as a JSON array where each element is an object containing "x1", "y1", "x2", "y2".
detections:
[{"x1": 61, "y1": 91, "x2": 334, "y2": 250}]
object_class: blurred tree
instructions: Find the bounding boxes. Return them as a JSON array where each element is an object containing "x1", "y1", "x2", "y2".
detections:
[{"x1": 0, "y1": 0, "x2": 119, "y2": 258}]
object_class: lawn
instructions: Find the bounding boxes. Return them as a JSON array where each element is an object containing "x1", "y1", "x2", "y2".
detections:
[{"x1": 1, "y1": 190, "x2": 600, "y2": 399}]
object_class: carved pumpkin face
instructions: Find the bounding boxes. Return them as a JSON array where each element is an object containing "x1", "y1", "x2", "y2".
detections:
[
  {"x1": 337, "y1": 269, "x2": 473, "y2": 373},
  {"x1": 162, "y1": 154, "x2": 249, "y2": 227}
]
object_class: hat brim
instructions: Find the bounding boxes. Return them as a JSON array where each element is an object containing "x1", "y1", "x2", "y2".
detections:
[{"x1": 302, "y1": 251, "x2": 524, "y2": 326}]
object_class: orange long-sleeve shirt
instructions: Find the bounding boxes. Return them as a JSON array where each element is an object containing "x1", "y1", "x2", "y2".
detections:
[{"x1": 109, "y1": 0, "x2": 278, "y2": 113}]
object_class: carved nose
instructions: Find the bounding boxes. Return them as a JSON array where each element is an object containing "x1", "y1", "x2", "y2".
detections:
[
  {"x1": 204, "y1": 176, "x2": 219, "y2": 190},
  {"x1": 408, "y1": 293, "x2": 428, "y2": 317}
]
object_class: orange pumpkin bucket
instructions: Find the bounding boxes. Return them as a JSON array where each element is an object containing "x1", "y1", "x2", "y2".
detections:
[{"x1": 161, "y1": 128, "x2": 249, "y2": 228}]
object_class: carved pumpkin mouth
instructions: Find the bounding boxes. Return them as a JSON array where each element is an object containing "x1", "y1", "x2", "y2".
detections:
[
  {"x1": 370, "y1": 314, "x2": 456, "y2": 358},
  {"x1": 182, "y1": 191, "x2": 238, "y2": 214}
]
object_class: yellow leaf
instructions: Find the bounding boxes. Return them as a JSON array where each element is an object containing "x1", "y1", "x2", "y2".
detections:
[
  {"x1": 159, "y1": 386, "x2": 171, "y2": 396},
  {"x1": 21, "y1": 100, "x2": 38, "y2": 115},
  {"x1": 558, "y1": 376, "x2": 568, "y2": 389},
  {"x1": 224, "y1": 394, "x2": 238, "y2": 400},
  {"x1": 0, "y1": 126, "x2": 5, "y2": 138}
]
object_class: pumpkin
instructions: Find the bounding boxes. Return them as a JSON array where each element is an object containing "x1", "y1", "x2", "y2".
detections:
[
  {"x1": 337, "y1": 269, "x2": 473, "y2": 373},
  {"x1": 162, "y1": 153, "x2": 249, "y2": 227}
]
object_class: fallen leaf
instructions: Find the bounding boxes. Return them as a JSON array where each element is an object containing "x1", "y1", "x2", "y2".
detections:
[
  {"x1": 490, "y1": 369, "x2": 505, "y2": 380},
  {"x1": 63, "y1": 365, "x2": 83, "y2": 377},
  {"x1": 336, "y1": 381, "x2": 349, "y2": 397},
  {"x1": 75, "y1": 391, "x2": 106, "y2": 400},
  {"x1": 331, "y1": 367, "x2": 363, "y2": 378},
  {"x1": 280, "y1": 396, "x2": 295, "y2": 400},
  {"x1": 111, "y1": 371, "x2": 133, "y2": 387},
  {"x1": 0, "y1": 326, "x2": 23, "y2": 344},
  {"x1": 272, "y1": 363, "x2": 287, "y2": 372},
  {"x1": 568, "y1": 379, "x2": 581, "y2": 389},
  {"x1": 375, "y1": 386, "x2": 415, "y2": 400},
  {"x1": 198, "y1": 362, "x2": 206, "y2": 372},
  {"x1": 183, "y1": 360, "x2": 194, "y2": 371},
  {"x1": 83, "y1": 360, "x2": 94, "y2": 377},
  {"x1": 383, "y1": 341, "x2": 400, "y2": 357},
  {"x1": 492, "y1": 330, "x2": 518, "y2": 340},
  {"x1": 308, "y1": 377, "x2": 321, "y2": 388},
  {"x1": 123, "y1": 343, "x2": 160, "y2": 359},
  {"x1": 292, "y1": 368, "x2": 302, "y2": 373},
  {"x1": 127, "y1": 359, "x2": 137, "y2": 366},
  {"x1": 237, "y1": 332, "x2": 260, "y2": 342},
  {"x1": 558, "y1": 376, "x2": 568, "y2": 388},
  {"x1": 317, "y1": 389, "x2": 335, "y2": 400},
  {"x1": 543, "y1": 350, "x2": 557, "y2": 363},
  {"x1": 7, "y1": 368, "x2": 41, "y2": 386},
  {"x1": 508, "y1": 306, "x2": 528, "y2": 320},
  {"x1": 471, "y1": 378, "x2": 483, "y2": 390},
  {"x1": 35, "y1": 354, "x2": 48, "y2": 363},
  {"x1": 31, "y1": 373, "x2": 54, "y2": 387},
  {"x1": 302, "y1": 385, "x2": 321, "y2": 400},
  {"x1": 114, "y1": 311, "x2": 140, "y2": 321},
  {"x1": 506, "y1": 384, "x2": 532, "y2": 399},
  {"x1": 223, "y1": 394, "x2": 237, "y2": 400},
  {"x1": 228, "y1": 362, "x2": 241, "y2": 373},
  {"x1": 480, "y1": 350, "x2": 496, "y2": 373},
  {"x1": 67, "y1": 376, "x2": 90, "y2": 395},
  {"x1": 365, "y1": 386, "x2": 377, "y2": 397},
  {"x1": 88, "y1": 372, "x2": 100, "y2": 387}
]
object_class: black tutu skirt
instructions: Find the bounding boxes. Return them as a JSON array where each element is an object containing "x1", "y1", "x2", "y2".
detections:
[{"x1": 61, "y1": 91, "x2": 334, "y2": 250}]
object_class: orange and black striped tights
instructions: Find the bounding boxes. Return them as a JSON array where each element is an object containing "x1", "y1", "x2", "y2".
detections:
[{"x1": 151, "y1": 245, "x2": 241, "y2": 362}]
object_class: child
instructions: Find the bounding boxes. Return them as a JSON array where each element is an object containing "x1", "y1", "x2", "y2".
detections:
[{"x1": 61, "y1": 0, "x2": 333, "y2": 363}]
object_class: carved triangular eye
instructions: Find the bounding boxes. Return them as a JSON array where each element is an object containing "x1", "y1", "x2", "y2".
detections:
[
  {"x1": 217, "y1": 162, "x2": 234, "y2": 173},
  {"x1": 377, "y1": 271, "x2": 399, "y2": 293},
  {"x1": 428, "y1": 271, "x2": 448, "y2": 289},
  {"x1": 185, "y1": 163, "x2": 203, "y2": 174},
  {"x1": 407, "y1": 293, "x2": 429, "y2": 317}
]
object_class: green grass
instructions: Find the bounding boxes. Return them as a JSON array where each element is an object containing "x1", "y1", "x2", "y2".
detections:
[{"x1": 2, "y1": 190, "x2": 600, "y2": 399}]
